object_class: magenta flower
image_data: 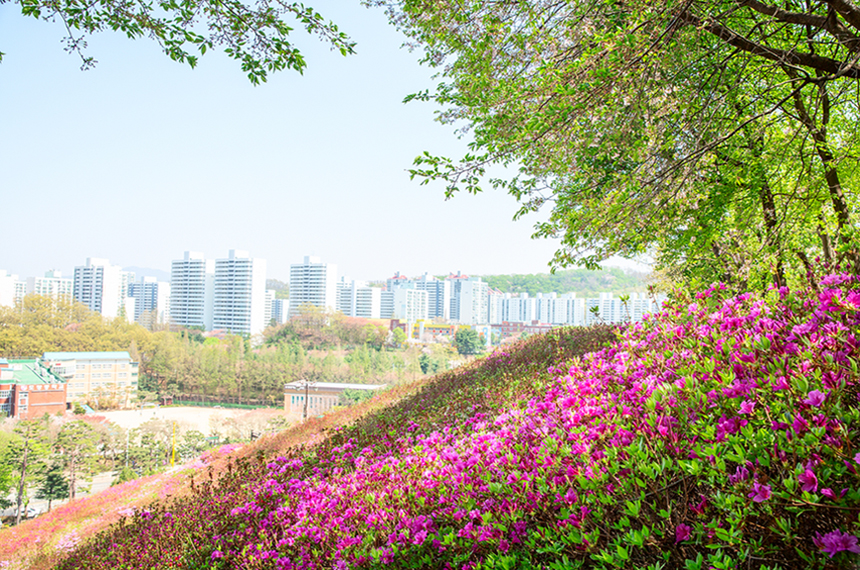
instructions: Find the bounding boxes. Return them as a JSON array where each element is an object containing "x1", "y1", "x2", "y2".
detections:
[
  {"x1": 798, "y1": 469, "x2": 818, "y2": 493},
  {"x1": 813, "y1": 530, "x2": 860, "y2": 557},
  {"x1": 804, "y1": 390, "x2": 827, "y2": 407},
  {"x1": 738, "y1": 400, "x2": 756, "y2": 414},
  {"x1": 748, "y1": 481, "x2": 772, "y2": 502},
  {"x1": 854, "y1": 452, "x2": 860, "y2": 466},
  {"x1": 675, "y1": 523, "x2": 692, "y2": 544}
]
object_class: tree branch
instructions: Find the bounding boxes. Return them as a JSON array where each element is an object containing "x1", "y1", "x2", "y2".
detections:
[
  {"x1": 739, "y1": 0, "x2": 860, "y2": 52},
  {"x1": 680, "y1": 10, "x2": 860, "y2": 78}
]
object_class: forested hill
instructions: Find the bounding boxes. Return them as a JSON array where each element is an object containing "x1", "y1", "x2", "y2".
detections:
[{"x1": 478, "y1": 267, "x2": 648, "y2": 296}]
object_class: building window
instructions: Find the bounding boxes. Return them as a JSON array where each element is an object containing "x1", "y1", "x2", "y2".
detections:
[
  {"x1": 0, "y1": 390, "x2": 9, "y2": 399},
  {"x1": 118, "y1": 372, "x2": 127, "y2": 378},
  {"x1": 75, "y1": 374, "x2": 84, "y2": 379},
  {"x1": 76, "y1": 364, "x2": 86, "y2": 370}
]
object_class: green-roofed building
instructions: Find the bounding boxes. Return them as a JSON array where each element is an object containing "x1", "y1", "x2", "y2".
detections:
[
  {"x1": 42, "y1": 351, "x2": 139, "y2": 409},
  {"x1": 0, "y1": 359, "x2": 67, "y2": 419}
]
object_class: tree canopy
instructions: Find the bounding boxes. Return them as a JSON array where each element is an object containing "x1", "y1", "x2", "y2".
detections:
[
  {"x1": 7, "y1": 0, "x2": 355, "y2": 83},
  {"x1": 381, "y1": 0, "x2": 860, "y2": 288}
]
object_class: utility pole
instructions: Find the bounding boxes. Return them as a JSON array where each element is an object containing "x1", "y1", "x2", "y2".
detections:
[{"x1": 303, "y1": 379, "x2": 309, "y2": 422}]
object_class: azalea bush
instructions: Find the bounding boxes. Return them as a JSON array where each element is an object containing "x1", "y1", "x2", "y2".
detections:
[{"x1": 51, "y1": 272, "x2": 860, "y2": 568}]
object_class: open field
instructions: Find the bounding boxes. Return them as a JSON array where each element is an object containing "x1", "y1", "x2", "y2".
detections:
[{"x1": 98, "y1": 406, "x2": 288, "y2": 434}]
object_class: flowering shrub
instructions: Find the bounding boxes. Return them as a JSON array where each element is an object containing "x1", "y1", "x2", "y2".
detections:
[{"x1": 52, "y1": 274, "x2": 860, "y2": 568}]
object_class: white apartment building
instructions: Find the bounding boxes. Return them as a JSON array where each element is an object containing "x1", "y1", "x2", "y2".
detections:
[
  {"x1": 73, "y1": 258, "x2": 135, "y2": 320},
  {"x1": 271, "y1": 298, "x2": 289, "y2": 325},
  {"x1": 26, "y1": 270, "x2": 73, "y2": 302},
  {"x1": 455, "y1": 278, "x2": 489, "y2": 325},
  {"x1": 446, "y1": 272, "x2": 470, "y2": 322},
  {"x1": 212, "y1": 250, "x2": 267, "y2": 336},
  {"x1": 337, "y1": 278, "x2": 382, "y2": 319},
  {"x1": 413, "y1": 273, "x2": 451, "y2": 320},
  {"x1": 43, "y1": 351, "x2": 139, "y2": 408},
  {"x1": 129, "y1": 277, "x2": 171, "y2": 328},
  {"x1": 264, "y1": 289, "x2": 276, "y2": 326},
  {"x1": 170, "y1": 251, "x2": 215, "y2": 330},
  {"x1": 289, "y1": 256, "x2": 337, "y2": 317},
  {"x1": 393, "y1": 288, "x2": 428, "y2": 322},
  {"x1": 0, "y1": 271, "x2": 24, "y2": 308},
  {"x1": 380, "y1": 290, "x2": 395, "y2": 319}
]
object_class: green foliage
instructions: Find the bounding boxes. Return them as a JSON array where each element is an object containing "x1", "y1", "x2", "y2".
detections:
[
  {"x1": 0, "y1": 433, "x2": 17, "y2": 510},
  {"x1": 12, "y1": 0, "x2": 355, "y2": 83},
  {"x1": 387, "y1": 0, "x2": 860, "y2": 286},
  {"x1": 266, "y1": 279, "x2": 290, "y2": 299},
  {"x1": 480, "y1": 267, "x2": 647, "y2": 296},
  {"x1": 340, "y1": 388, "x2": 376, "y2": 406},
  {"x1": 455, "y1": 328, "x2": 484, "y2": 356},
  {"x1": 391, "y1": 327, "x2": 408, "y2": 348},
  {"x1": 112, "y1": 465, "x2": 138, "y2": 486},
  {"x1": 35, "y1": 462, "x2": 69, "y2": 511},
  {"x1": 55, "y1": 419, "x2": 100, "y2": 500}
]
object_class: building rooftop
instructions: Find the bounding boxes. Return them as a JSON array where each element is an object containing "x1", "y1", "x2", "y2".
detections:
[
  {"x1": 43, "y1": 351, "x2": 131, "y2": 361},
  {"x1": 283, "y1": 382, "x2": 386, "y2": 392},
  {"x1": 5, "y1": 360, "x2": 65, "y2": 385}
]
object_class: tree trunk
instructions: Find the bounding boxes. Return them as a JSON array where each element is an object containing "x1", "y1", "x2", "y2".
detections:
[
  {"x1": 68, "y1": 449, "x2": 77, "y2": 501},
  {"x1": 785, "y1": 70, "x2": 857, "y2": 263},
  {"x1": 759, "y1": 179, "x2": 786, "y2": 287},
  {"x1": 14, "y1": 427, "x2": 29, "y2": 526}
]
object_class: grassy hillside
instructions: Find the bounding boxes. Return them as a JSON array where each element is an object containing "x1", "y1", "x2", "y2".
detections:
[{"x1": 7, "y1": 271, "x2": 860, "y2": 569}]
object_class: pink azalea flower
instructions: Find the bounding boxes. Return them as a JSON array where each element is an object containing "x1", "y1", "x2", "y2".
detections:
[
  {"x1": 798, "y1": 469, "x2": 818, "y2": 493},
  {"x1": 675, "y1": 523, "x2": 692, "y2": 543},
  {"x1": 804, "y1": 390, "x2": 827, "y2": 407},
  {"x1": 813, "y1": 530, "x2": 860, "y2": 558},
  {"x1": 748, "y1": 481, "x2": 772, "y2": 502},
  {"x1": 738, "y1": 400, "x2": 756, "y2": 414}
]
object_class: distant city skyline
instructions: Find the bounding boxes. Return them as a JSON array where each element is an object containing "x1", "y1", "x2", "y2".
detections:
[{"x1": 0, "y1": 4, "x2": 651, "y2": 282}]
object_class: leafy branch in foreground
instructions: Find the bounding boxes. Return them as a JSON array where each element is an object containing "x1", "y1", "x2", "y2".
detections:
[
  {"x1": 10, "y1": 0, "x2": 355, "y2": 83},
  {"x1": 378, "y1": 0, "x2": 860, "y2": 287}
]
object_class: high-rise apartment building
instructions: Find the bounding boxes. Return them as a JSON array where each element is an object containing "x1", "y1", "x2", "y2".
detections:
[
  {"x1": 413, "y1": 273, "x2": 451, "y2": 320},
  {"x1": 336, "y1": 278, "x2": 382, "y2": 319},
  {"x1": 26, "y1": 270, "x2": 73, "y2": 302},
  {"x1": 170, "y1": 251, "x2": 215, "y2": 330},
  {"x1": 264, "y1": 289, "x2": 276, "y2": 327},
  {"x1": 129, "y1": 277, "x2": 171, "y2": 328},
  {"x1": 212, "y1": 250, "x2": 267, "y2": 335},
  {"x1": 289, "y1": 256, "x2": 337, "y2": 317},
  {"x1": 456, "y1": 279, "x2": 489, "y2": 325},
  {"x1": 73, "y1": 258, "x2": 135, "y2": 320},
  {"x1": 0, "y1": 271, "x2": 23, "y2": 308},
  {"x1": 271, "y1": 298, "x2": 289, "y2": 325},
  {"x1": 393, "y1": 288, "x2": 428, "y2": 322}
]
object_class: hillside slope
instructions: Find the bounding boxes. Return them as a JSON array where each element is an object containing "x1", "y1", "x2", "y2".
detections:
[{"x1": 31, "y1": 274, "x2": 860, "y2": 568}]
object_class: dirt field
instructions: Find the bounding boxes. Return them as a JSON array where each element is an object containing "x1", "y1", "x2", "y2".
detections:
[{"x1": 99, "y1": 406, "x2": 288, "y2": 435}]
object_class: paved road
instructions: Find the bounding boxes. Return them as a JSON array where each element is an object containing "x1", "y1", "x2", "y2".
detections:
[{"x1": 6, "y1": 470, "x2": 117, "y2": 520}]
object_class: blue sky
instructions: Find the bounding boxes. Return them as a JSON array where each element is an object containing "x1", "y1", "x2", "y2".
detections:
[{"x1": 0, "y1": 3, "x2": 645, "y2": 283}]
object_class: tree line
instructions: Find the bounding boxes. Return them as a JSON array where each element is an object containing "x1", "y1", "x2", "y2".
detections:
[
  {"x1": 0, "y1": 295, "x2": 448, "y2": 409},
  {"x1": 478, "y1": 267, "x2": 647, "y2": 297}
]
